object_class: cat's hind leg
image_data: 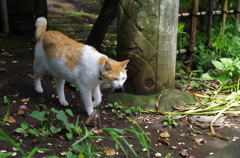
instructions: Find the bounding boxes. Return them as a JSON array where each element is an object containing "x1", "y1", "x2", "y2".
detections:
[
  {"x1": 55, "y1": 78, "x2": 69, "y2": 106},
  {"x1": 34, "y1": 63, "x2": 46, "y2": 93}
]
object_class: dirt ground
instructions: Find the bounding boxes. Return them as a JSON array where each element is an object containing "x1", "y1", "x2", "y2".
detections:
[{"x1": 1, "y1": 0, "x2": 240, "y2": 158}]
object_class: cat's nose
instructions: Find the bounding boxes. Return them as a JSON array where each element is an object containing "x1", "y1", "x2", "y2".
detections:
[{"x1": 118, "y1": 84, "x2": 123, "y2": 88}]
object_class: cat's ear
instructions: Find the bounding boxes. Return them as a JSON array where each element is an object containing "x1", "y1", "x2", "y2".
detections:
[
  {"x1": 120, "y1": 60, "x2": 129, "y2": 68},
  {"x1": 104, "y1": 61, "x2": 112, "y2": 71}
]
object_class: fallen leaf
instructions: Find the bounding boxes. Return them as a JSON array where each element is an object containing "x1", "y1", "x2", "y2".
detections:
[
  {"x1": 38, "y1": 104, "x2": 48, "y2": 112},
  {"x1": 12, "y1": 91, "x2": 19, "y2": 97},
  {"x1": 159, "y1": 138, "x2": 170, "y2": 146},
  {"x1": 0, "y1": 68, "x2": 6, "y2": 72},
  {"x1": 103, "y1": 148, "x2": 116, "y2": 156},
  {"x1": 27, "y1": 74, "x2": 34, "y2": 78},
  {"x1": 194, "y1": 138, "x2": 204, "y2": 143},
  {"x1": 12, "y1": 61, "x2": 18, "y2": 63},
  {"x1": 92, "y1": 129, "x2": 103, "y2": 134},
  {"x1": 20, "y1": 97, "x2": 30, "y2": 102},
  {"x1": 2, "y1": 52, "x2": 12, "y2": 56},
  {"x1": 18, "y1": 109, "x2": 24, "y2": 115},
  {"x1": 160, "y1": 131, "x2": 170, "y2": 138},
  {"x1": 179, "y1": 150, "x2": 188, "y2": 157},
  {"x1": 19, "y1": 105, "x2": 29, "y2": 111},
  {"x1": 102, "y1": 111, "x2": 107, "y2": 115},
  {"x1": 0, "y1": 61, "x2": 6, "y2": 64},
  {"x1": 5, "y1": 116, "x2": 16, "y2": 123}
]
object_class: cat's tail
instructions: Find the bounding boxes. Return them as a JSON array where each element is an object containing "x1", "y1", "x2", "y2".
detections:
[{"x1": 35, "y1": 17, "x2": 47, "y2": 40}]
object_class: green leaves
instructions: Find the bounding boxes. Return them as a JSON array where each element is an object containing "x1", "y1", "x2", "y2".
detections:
[
  {"x1": 218, "y1": 72, "x2": 231, "y2": 85},
  {"x1": 212, "y1": 60, "x2": 225, "y2": 70},
  {"x1": 202, "y1": 58, "x2": 240, "y2": 87},
  {"x1": 29, "y1": 111, "x2": 46, "y2": 121}
]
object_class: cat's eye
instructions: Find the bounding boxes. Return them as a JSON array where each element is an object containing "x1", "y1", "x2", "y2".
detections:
[
  {"x1": 113, "y1": 78, "x2": 118, "y2": 81},
  {"x1": 122, "y1": 77, "x2": 125, "y2": 80}
]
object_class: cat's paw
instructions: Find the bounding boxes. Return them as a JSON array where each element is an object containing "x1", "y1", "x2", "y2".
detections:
[
  {"x1": 35, "y1": 87, "x2": 43, "y2": 93},
  {"x1": 60, "y1": 100, "x2": 69, "y2": 106}
]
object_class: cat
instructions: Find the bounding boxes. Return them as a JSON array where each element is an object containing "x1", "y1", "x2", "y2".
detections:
[{"x1": 34, "y1": 17, "x2": 129, "y2": 116}]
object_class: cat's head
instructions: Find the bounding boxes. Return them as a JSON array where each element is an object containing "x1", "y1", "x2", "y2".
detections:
[{"x1": 101, "y1": 59, "x2": 129, "y2": 89}]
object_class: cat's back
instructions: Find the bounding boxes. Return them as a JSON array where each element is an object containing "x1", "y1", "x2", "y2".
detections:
[{"x1": 40, "y1": 30, "x2": 85, "y2": 70}]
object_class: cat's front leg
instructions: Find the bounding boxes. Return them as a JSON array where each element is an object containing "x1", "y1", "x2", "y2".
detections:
[
  {"x1": 79, "y1": 87, "x2": 94, "y2": 116},
  {"x1": 55, "y1": 78, "x2": 69, "y2": 106},
  {"x1": 92, "y1": 85, "x2": 102, "y2": 107}
]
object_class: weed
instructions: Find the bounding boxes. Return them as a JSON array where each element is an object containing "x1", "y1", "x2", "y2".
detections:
[
  {"x1": 2, "y1": 95, "x2": 10, "y2": 105},
  {"x1": 108, "y1": 102, "x2": 141, "y2": 118},
  {"x1": 201, "y1": 58, "x2": 240, "y2": 92},
  {"x1": 37, "y1": 97, "x2": 46, "y2": 103},
  {"x1": 70, "y1": 84, "x2": 79, "y2": 92},
  {"x1": 51, "y1": 79, "x2": 56, "y2": 88},
  {"x1": 0, "y1": 128, "x2": 49, "y2": 157},
  {"x1": 163, "y1": 115, "x2": 179, "y2": 129},
  {"x1": 165, "y1": 153, "x2": 173, "y2": 158},
  {"x1": 190, "y1": 127, "x2": 202, "y2": 135},
  {"x1": 29, "y1": 108, "x2": 81, "y2": 140},
  {"x1": 15, "y1": 122, "x2": 39, "y2": 137},
  {"x1": 68, "y1": 121, "x2": 151, "y2": 158}
]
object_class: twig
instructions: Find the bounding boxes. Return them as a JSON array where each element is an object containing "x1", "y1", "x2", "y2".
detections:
[
  {"x1": 85, "y1": 110, "x2": 97, "y2": 126},
  {"x1": 155, "y1": 89, "x2": 169, "y2": 111},
  {"x1": 210, "y1": 99, "x2": 236, "y2": 138}
]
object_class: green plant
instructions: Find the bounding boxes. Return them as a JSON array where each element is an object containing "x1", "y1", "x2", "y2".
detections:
[
  {"x1": 104, "y1": 40, "x2": 117, "y2": 57},
  {"x1": 37, "y1": 97, "x2": 46, "y2": 103},
  {"x1": 163, "y1": 115, "x2": 179, "y2": 129},
  {"x1": 70, "y1": 84, "x2": 79, "y2": 92},
  {"x1": 0, "y1": 128, "x2": 49, "y2": 158},
  {"x1": 29, "y1": 108, "x2": 82, "y2": 140},
  {"x1": 165, "y1": 153, "x2": 173, "y2": 158},
  {"x1": 69, "y1": 121, "x2": 151, "y2": 158},
  {"x1": 15, "y1": 122, "x2": 39, "y2": 137},
  {"x1": 201, "y1": 58, "x2": 240, "y2": 92},
  {"x1": 51, "y1": 79, "x2": 56, "y2": 88},
  {"x1": 2, "y1": 95, "x2": 10, "y2": 105},
  {"x1": 190, "y1": 127, "x2": 202, "y2": 135},
  {"x1": 108, "y1": 102, "x2": 141, "y2": 118}
]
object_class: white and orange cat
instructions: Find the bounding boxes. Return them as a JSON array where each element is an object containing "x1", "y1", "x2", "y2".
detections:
[{"x1": 34, "y1": 17, "x2": 129, "y2": 116}]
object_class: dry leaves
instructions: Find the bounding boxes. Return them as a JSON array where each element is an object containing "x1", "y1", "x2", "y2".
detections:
[
  {"x1": 18, "y1": 105, "x2": 30, "y2": 115},
  {"x1": 179, "y1": 150, "x2": 189, "y2": 157},
  {"x1": 159, "y1": 138, "x2": 170, "y2": 147},
  {"x1": 20, "y1": 97, "x2": 30, "y2": 102},
  {"x1": 2, "y1": 52, "x2": 12, "y2": 56},
  {"x1": 160, "y1": 131, "x2": 170, "y2": 138},
  {"x1": 5, "y1": 116, "x2": 16, "y2": 123},
  {"x1": 103, "y1": 148, "x2": 116, "y2": 156}
]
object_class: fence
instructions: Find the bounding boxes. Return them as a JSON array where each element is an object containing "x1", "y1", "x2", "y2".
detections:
[{"x1": 177, "y1": 0, "x2": 240, "y2": 68}]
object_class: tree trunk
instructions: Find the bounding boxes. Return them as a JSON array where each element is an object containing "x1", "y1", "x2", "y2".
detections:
[
  {"x1": 117, "y1": 0, "x2": 179, "y2": 95},
  {"x1": 85, "y1": 0, "x2": 118, "y2": 51}
]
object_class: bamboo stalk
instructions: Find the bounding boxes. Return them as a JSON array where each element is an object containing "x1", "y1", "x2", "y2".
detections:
[
  {"x1": 234, "y1": 0, "x2": 240, "y2": 35},
  {"x1": 221, "y1": 0, "x2": 228, "y2": 34},
  {"x1": 187, "y1": 0, "x2": 199, "y2": 69},
  {"x1": 178, "y1": 10, "x2": 235, "y2": 17},
  {"x1": 207, "y1": 0, "x2": 214, "y2": 47}
]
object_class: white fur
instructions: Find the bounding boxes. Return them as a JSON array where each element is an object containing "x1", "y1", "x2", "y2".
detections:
[{"x1": 34, "y1": 39, "x2": 112, "y2": 116}]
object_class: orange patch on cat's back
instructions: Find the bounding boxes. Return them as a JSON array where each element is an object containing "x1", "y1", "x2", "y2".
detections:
[{"x1": 42, "y1": 30, "x2": 84, "y2": 70}]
